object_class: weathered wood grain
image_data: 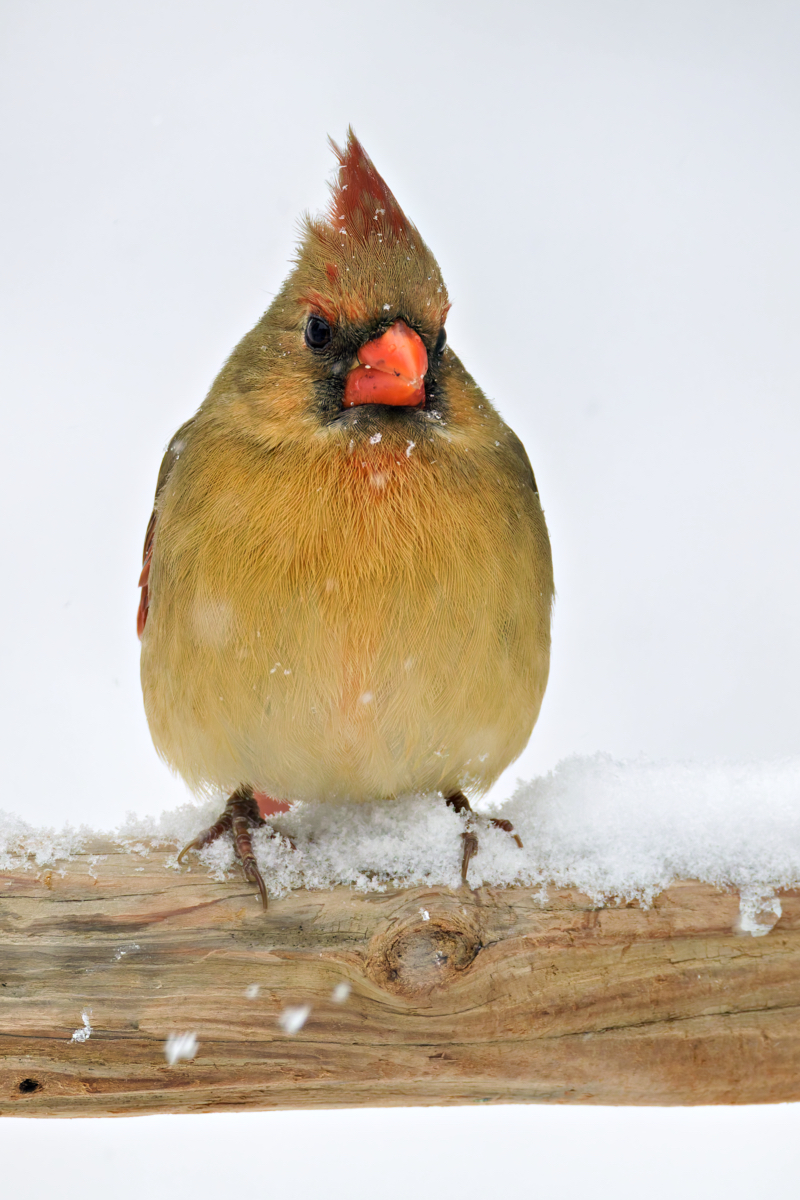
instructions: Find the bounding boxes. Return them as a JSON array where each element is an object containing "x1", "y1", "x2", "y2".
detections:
[{"x1": 1, "y1": 839, "x2": 798, "y2": 1115}]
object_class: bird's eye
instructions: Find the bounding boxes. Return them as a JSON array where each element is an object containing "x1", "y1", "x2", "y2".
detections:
[
  {"x1": 435, "y1": 326, "x2": 447, "y2": 356},
  {"x1": 305, "y1": 315, "x2": 332, "y2": 350}
]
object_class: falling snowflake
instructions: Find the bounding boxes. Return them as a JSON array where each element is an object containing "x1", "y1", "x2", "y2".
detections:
[
  {"x1": 164, "y1": 1032, "x2": 199, "y2": 1065},
  {"x1": 278, "y1": 1005, "x2": 311, "y2": 1035}
]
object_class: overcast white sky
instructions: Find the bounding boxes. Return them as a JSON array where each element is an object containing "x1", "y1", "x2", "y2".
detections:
[{"x1": 2, "y1": 0, "x2": 799, "y2": 1189}]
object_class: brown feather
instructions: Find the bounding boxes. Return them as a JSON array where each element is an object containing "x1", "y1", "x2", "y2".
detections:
[{"x1": 138, "y1": 136, "x2": 554, "y2": 805}]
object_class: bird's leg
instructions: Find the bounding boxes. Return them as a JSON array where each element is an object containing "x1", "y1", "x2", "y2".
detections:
[
  {"x1": 177, "y1": 785, "x2": 270, "y2": 908},
  {"x1": 446, "y1": 791, "x2": 479, "y2": 884},
  {"x1": 445, "y1": 790, "x2": 523, "y2": 884}
]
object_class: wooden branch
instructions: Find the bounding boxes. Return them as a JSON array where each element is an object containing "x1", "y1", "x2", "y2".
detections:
[{"x1": 1, "y1": 837, "x2": 798, "y2": 1115}]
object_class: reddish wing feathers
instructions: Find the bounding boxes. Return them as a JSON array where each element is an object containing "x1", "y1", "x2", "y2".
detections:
[
  {"x1": 327, "y1": 128, "x2": 416, "y2": 242},
  {"x1": 137, "y1": 509, "x2": 156, "y2": 639},
  {"x1": 138, "y1": 421, "x2": 193, "y2": 639}
]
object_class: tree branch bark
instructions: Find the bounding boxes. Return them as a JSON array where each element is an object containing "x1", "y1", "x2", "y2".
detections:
[{"x1": 1, "y1": 838, "x2": 798, "y2": 1115}]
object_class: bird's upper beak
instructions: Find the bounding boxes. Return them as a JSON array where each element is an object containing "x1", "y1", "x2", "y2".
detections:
[{"x1": 343, "y1": 320, "x2": 428, "y2": 408}]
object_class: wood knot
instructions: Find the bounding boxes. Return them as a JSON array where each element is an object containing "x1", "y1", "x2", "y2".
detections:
[{"x1": 365, "y1": 912, "x2": 481, "y2": 996}]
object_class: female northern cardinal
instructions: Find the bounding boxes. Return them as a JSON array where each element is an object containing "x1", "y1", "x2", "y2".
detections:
[{"x1": 138, "y1": 130, "x2": 554, "y2": 904}]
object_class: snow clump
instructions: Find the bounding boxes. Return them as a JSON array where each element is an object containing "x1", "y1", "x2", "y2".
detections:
[{"x1": 5, "y1": 754, "x2": 800, "y2": 930}]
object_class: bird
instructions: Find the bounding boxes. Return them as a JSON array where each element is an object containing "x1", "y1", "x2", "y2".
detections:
[{"x1": 138, "y1": 129, "x2": 554, "y2": 905}]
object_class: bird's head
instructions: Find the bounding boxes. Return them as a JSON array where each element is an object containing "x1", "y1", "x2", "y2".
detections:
[
  {"x1": 286, "y1": 128, "x2": 450, "y2": 422},
  {"x1": 213, "y1": 130, "x2": 479, "y2": 455}
]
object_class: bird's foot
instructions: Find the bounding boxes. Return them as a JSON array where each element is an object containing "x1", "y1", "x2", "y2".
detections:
[
  {"x1": 445, "y1": 790, "x2": 523, "y2": 884},
  {"x1": 177, "y1": 785, "x2": 271, "y2": 908}
]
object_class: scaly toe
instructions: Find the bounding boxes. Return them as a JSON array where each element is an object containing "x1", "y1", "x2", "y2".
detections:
[
  {"x1": 461, "y1": 830, "x2": 479, "y2": 883},
  {"x1": 177, "y1": 786, "x2": 273, "y2": 908},
  {"x1": 490, "y1": 817, "x2": 523, "y2": 849}
]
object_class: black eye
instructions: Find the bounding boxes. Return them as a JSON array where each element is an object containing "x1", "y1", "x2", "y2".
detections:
[
  {"x1": 305, "y1": 315, "x2": 332, "y2": 350},
  {"x1": 435, "y1": 326, "x2": 447, "y2": 356}
]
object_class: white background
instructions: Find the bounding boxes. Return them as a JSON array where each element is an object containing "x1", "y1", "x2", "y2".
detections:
[{"x1": 1, "y1": 1, "x2": 799, "y2": 1192}]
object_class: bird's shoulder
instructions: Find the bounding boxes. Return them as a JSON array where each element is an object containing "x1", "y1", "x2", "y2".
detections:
[{"x1": 499, "y1": 426, "x2": 539, "y2": 495}]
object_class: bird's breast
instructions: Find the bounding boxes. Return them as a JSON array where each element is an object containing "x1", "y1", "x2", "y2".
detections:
[{"x1": 141, "y1": 429, "x2": 552, "y2": 799}]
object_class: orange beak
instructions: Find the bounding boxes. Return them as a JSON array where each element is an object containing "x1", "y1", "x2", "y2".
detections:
[{"x1": 343, "y1": 320, "x2": 428, "y2": 408}]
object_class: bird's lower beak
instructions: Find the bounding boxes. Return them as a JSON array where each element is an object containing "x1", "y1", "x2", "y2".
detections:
[{"x1": 343, "y1": 320, "x2": 428, "y2": 408}]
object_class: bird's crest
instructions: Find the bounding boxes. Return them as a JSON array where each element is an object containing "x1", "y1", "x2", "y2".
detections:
[
  {"x1": 294, "y1": 129, "x2": 448, "y2": 328},
  {"x1": 326, "y1": 128, "x2": 417, "y2": 244}
]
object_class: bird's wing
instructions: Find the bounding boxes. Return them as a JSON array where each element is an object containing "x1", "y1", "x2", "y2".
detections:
[{"x1": 137, "y1": 419, "x2": 195, "y2": 639}]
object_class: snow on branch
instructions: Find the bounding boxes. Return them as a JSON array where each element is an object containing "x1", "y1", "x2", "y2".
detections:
[
  {"x1": 1, "y1": 755, "x2": 799, "y2": 1115},
  {"x1": 4, "y1": 754, "x2": 800, "y2": 925}
]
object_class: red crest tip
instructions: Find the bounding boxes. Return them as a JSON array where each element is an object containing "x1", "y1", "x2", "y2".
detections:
[{"x1": 327, "y1": 128, "x2": 416, "y2": 243}]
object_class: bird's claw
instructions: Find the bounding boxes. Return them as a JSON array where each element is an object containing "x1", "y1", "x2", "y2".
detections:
[
  {"x1": 177, "y1": 786, "x2": 270, "y2": 909},
  {"x1": 177, "y1": 815, "x2": 234, "y2": 865},
  {"x1": 242, "y1": 855, "x2": 269, "y2": 909},
  {"x1": 446, "y1": 790, "x2": 523, "y2": 884},
  {"x1": 460, "y1": 830, "x2": 479, "y2": 883},
  {"x1": 176, "y1": 838, "x2": 202, "y2": 866},
  {"x1": 489, "y1": 817, "x2": 524, "y2": 849}
]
